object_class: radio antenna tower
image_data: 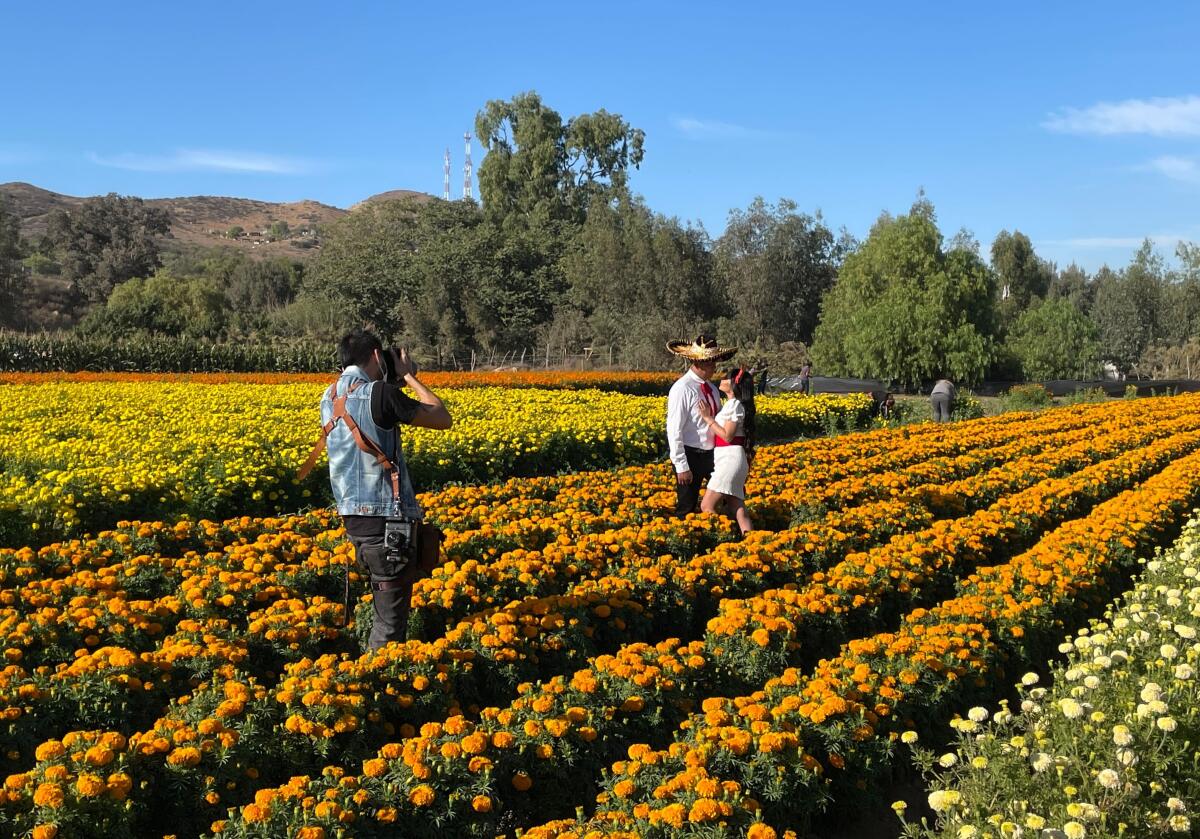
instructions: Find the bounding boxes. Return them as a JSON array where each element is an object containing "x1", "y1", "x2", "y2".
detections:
[
  {"x1": 443, "y1": 148, "x2": 451, "y2": 200},
  {"x1": 463, "y1": 132, "x2": 473, "y2": 200}
]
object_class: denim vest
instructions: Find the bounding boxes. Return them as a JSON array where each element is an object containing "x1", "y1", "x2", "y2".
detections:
[{"x1": 321, "y1": 366, "x2": 422, "y2": 519}]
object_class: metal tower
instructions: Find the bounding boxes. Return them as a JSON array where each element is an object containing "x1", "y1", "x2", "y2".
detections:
[
  {"x1": 463, "y1": 132, "x2": 473, "y2": 200},
  {"x1": 443, "y1": 148, "x2": 451, "y2": 200}
]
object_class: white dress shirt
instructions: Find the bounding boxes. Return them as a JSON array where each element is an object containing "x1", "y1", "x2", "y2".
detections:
[{"x1": 666, "y1": 369, "x2": 719, "y2": 472}]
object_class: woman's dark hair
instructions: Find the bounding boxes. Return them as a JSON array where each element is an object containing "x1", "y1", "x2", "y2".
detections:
[{"x1": 725, "y1": 367, "x2": 757, "y2": 459}]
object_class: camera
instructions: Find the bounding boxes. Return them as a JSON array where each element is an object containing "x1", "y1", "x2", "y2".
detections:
[
  {"x1": 383, "y1": 516, "x2": 419, "y2": 571},
  {"x1": 379, "y1": 347, "x2": 418, "y2": 383}
]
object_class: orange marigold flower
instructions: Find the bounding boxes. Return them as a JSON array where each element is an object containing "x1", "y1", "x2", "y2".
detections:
[
  {"x1": 32, "y1": 783, "x2": 64, "y2": 809},
  {"x1": 408, "y1": 785, "x2": 435, "y2": 807},
  {"x1": 74, "y1": 774, "x2": 105, "y2": 798},
  {"x1": 471, "y1": 795, "x2": 493, "y2": 813}
]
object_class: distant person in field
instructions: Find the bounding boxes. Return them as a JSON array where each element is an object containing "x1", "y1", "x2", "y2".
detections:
[
  {"x1": 298, "y1": 330, "x2": 452, "y2": 651},
  {"x1": 666, "y1": 335, "x2": 737, "y2": 517},
  {"x1": 799, "y1": 361, "x2": 813, "y2": 395},
  {"x1": 881, "y1": 393, "x2": 897, "y2": 420},
  {"x1": 931, "y1": 376, "x2": 957, "y2": 422},
  {"x1": 697, "y1": 366, "x2": 756, "y2": 536}
]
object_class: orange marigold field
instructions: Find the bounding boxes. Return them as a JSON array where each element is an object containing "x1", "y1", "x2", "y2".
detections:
[{"x1": 2, "y1": 394, "x2": 1199, "y2": 838}]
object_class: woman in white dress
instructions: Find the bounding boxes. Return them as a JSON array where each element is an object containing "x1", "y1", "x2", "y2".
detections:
[{"x1": 696, "y1": 366, "x2": 755, "y2": 535}]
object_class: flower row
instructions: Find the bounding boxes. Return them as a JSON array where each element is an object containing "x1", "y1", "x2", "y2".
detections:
[
  {"x1": 899, "y1": 510, "x2": 1200, "y2": 839},
  {"x1": 0, "y1": 380, "x2": 873, "y2": 544}
]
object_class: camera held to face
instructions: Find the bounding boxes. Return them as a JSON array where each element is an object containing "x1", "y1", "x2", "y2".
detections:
[
  {"x1": 378, "y1": 348, "x2": 417, "y2": 383},
  {"x1": 383, "y1": 516, "x2": 420, "y2": 571}
]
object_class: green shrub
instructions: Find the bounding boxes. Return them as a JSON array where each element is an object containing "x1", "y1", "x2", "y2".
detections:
[
  {"x1": 1060, "y1": 387, "x2": 1108, "y2": 405},
  {"x1": 950, "y1": 392, "x2": 985, "y2": 421},
  {"x1": 999, "y1": 383, "x2": 1052, "y2": 412}
]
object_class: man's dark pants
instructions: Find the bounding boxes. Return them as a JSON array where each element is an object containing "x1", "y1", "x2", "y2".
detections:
[
  {"x1": 349, "y1": 532, "x2": 412, "y2": 650},
  {"x1": 674, "y1": 445, "x2": 715, "y2": 516}
]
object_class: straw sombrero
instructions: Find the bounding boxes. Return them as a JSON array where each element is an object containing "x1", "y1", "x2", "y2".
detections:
[{"x1": 666, "y1": 334, "x2": 737, "y2": 362}]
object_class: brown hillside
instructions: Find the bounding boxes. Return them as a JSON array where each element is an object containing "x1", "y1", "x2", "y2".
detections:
[
  {"x1": 351, "y1": 189, "x2": 435, "y2": 210},
  {"x1": 0, "y1": 182, "x2": 439, "y2": 261}
]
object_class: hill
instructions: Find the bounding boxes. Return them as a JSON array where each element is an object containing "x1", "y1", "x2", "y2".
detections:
[{"x1": 0, "y1": 182, "x2": 437, "y2": 261}]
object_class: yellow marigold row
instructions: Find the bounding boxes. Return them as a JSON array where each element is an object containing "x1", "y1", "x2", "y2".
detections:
[{"x1": 0, "y1": 381, "x2": 870, "y2": 544}]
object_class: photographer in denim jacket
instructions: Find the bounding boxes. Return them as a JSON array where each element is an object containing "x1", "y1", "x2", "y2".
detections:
[{"x1": 302, "y1": 329, "x2": 452, "y2": 650}]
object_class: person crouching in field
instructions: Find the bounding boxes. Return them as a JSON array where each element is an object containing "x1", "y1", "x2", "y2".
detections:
[{"x1": 697, "y1": 366, "x2": 756, "y2": 536}]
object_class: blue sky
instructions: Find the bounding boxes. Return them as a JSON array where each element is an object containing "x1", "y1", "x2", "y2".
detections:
[{"x1": 2, "y1": 1, "x2": 1198, "y2": 271}]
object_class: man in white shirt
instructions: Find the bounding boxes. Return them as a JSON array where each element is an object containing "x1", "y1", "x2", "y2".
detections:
[{"x1": 666, "y1": 334, "x2": 737, "y2": 516}]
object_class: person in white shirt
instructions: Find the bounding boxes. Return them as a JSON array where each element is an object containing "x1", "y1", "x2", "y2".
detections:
[
  {"x1": 697, "y1": 366, "x2": 756, "y2": 535},
  {"x1": 666, "y1": 335, "x2": 738, "y2": 516}
]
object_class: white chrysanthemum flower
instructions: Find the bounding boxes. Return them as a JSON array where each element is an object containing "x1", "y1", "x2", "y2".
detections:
[
  {"x1": 1058, "y1": 642, "x2": 1074, "y2": 654},
  {"x1": 1065, "y1": 667, "x2": 1083, "y2": 681},
  {"x1": 968, "y1": 706, "x2": 989, "y2": 722},
  {"x1": 1093, "y1": 654, "x2": 1112, "y2": 669},
  {"x1": 958, "y1": 825, "x2": 978, "y2": 839},
  {"x1": 939, "y1": 753, "x2": 958, "y2": 768},
  {"x1": 1064, "y1": 820, "x2": 1087, "y2": 839},
  {"x1": 1168, "y1": 797, "x2": 1186, "y2": 813},
  {"x1": 901, "y1": 730, "x2": 918, "y2": 744},
  {"x1": 1175, "y1": 663, "x2": 1195, "y2": 680},
  {"x1": 1025, "y1": 813, "x2": 1045, "y2": 830},
  {"x1": 1158, "y1": 716, "x2": 1178, "y2": 732},
  {"x1": 1176, "y1": 624, "x2": 1197, "y2": 640},
  {"x1": 1162, "y1": 644, "x2": 1180, "y2": 659},
  {"x1": 1112, "y1": 725, "x2": 1133, "y2": 746},
  {"x1": 1032, "y1": 752, "x2": 1053, "y2": 772},
  {"x1": 1169, "y1": 815, "x2": 1191, "y2": 832},
  {"x1": 1059, "y1": 698, "x2": 1085, "y2": 719},
  {"x1": 1097, "y1": 768, "x2": 1120, "y2": 789},
  {"x1": 1021, "y1": 672, "x2": 1039, "y2": 686},
  {"x1": 927, "y1": 789, "x2": 961, "y2": 812},
  {"x1": 1113, "y1": 617, "x2": 1130, "y2": 630},
  {"x1": 1141, "y1": 682, "x2": 1164, "y2": 702},
  {"x1": 971, "y1": 755, "x2": 988, "y2": 769},
  {"x1": 1150, "y1": 700, "x2": 1169, "y2": 714},
  {"x1": 1083, "y1": 675, "x2": 1100, "y2": 689},
  {"x1": 1117, "y1": 748, "x2": 1138, "y2": 766}
]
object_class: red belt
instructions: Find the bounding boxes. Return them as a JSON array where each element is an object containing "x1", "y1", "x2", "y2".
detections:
[{"x1": 714, "y1": 436, "x2": 746, "y2": 447}]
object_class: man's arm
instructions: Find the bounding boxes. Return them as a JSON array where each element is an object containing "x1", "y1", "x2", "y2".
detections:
[
  {"x1": 401, "y1": 372, "x2": 452, "y2": 430},
  {"x1": 666, "y1": 384, "x2": 690, "y2": 474},
  {"x1": 372, "y1": 348, "x2": 453, "y2": 430}
]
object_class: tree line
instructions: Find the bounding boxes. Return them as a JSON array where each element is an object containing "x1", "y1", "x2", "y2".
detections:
[{"x1": 2, "y1": 90, "x2": 1199, "y2": 384}]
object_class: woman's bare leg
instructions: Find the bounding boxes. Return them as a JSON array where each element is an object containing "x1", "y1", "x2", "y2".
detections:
[
  {"x1": 730, "y1": 498, "x2": 752, "y2": 534},
  {"x1": 700, "y1": 489, "x2": 722, "y2": 515}
]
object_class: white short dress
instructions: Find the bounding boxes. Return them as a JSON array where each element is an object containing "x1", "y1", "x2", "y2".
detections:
[{"x1": 707, "y1": 398, "x2": 749, "y2": 499}]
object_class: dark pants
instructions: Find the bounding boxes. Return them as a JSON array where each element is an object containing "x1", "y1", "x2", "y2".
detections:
[
  {"x1": 674, "y1": 446, "x2": 715, "y2": 516},
  {"x1": 931, "y1": 394, "x2": 953, "y2": 422},
  {"x1": 349, "y1": 532, "x2": 413, "y2": 650}
]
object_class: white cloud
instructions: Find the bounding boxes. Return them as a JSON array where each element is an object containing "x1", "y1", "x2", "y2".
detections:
[
  {"x1": 1044, "y1": 95, "x2": 1200, "y2": 137},
  {"x1": 1141, "y1": 155, "x2": 1200, "y2": 185},
  {"x1": 1038, "y1": 233, "x2": 1191, "y2": 250},
  {"x1": 673, "y1": 116, "x2": 763, "y2": 139},
  {"x1": 87, "y1": 148, "x2": 312, "y2": 174}
]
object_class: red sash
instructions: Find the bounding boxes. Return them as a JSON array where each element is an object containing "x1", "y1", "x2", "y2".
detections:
[{"x1": 714, "y1": 435, "x2": 746, "y2": 447}]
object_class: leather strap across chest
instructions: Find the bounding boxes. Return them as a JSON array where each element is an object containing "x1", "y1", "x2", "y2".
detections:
[{"x1": 297, "y1": 379, "x2": 401, "y2": 502}]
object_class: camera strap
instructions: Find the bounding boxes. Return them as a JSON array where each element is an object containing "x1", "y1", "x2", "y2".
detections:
[{"x1": 298, "y1": 379, "x2": 403, "y2": 503}]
